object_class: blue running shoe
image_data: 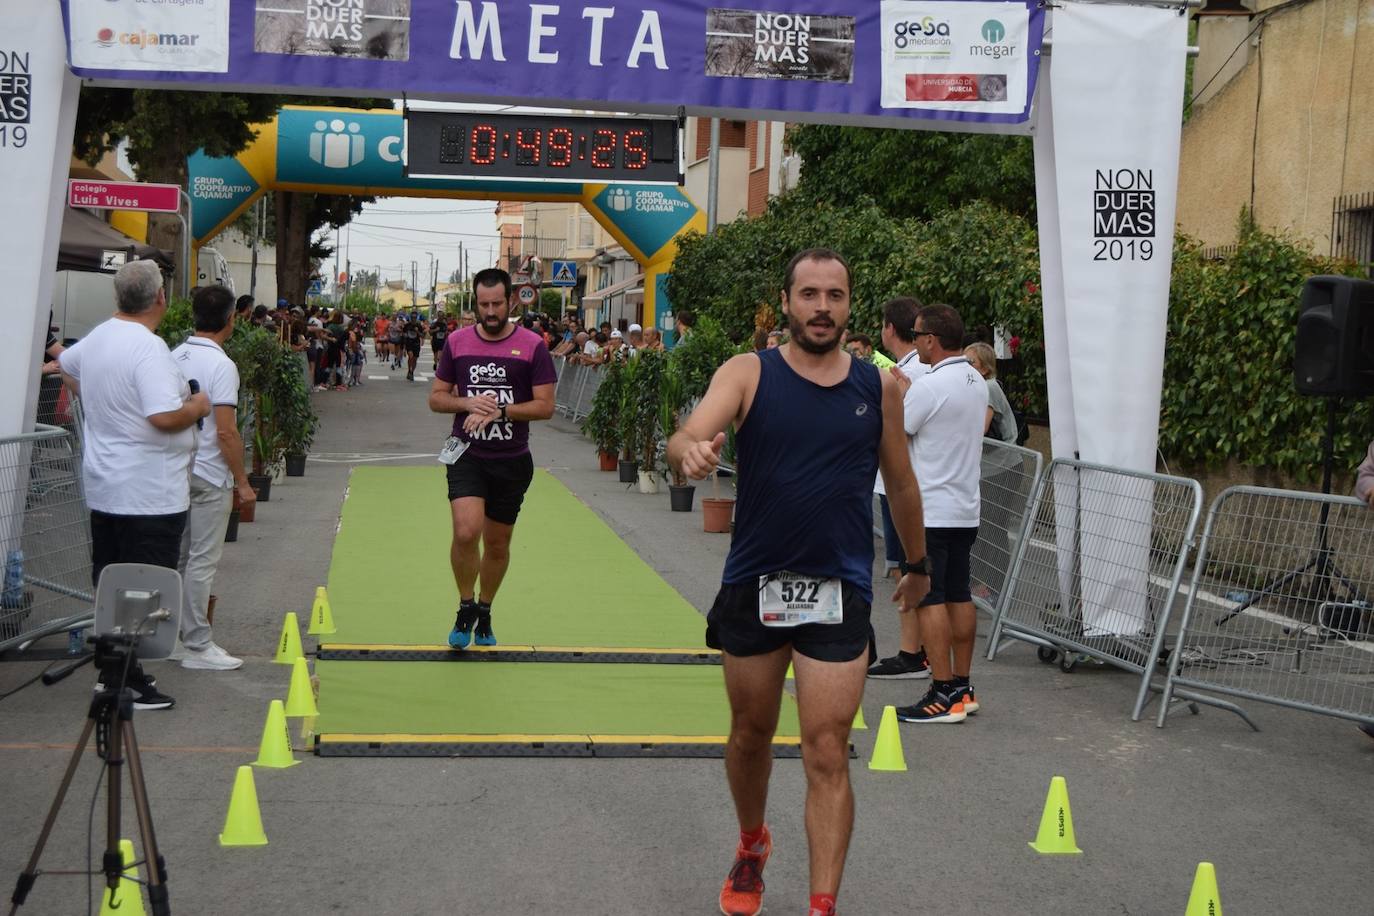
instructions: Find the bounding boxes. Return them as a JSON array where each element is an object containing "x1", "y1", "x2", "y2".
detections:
[
  {"x1": 448, "y1": 600, "x2": 479, "y2": 650},
  {"x1": 474, "y1": 609, "x2": 497, "y2": 646}
]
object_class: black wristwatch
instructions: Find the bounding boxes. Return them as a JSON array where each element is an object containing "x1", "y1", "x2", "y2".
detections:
[
  {"x1": 899, "y1": 557, "x2": 931, "y2": 577},
  {"x1": 499, "y1": 404, "x2": 508, "y2": 421}
]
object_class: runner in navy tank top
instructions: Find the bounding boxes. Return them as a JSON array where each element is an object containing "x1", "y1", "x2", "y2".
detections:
[
  {"x1": 668, "y1": 249, "x2": 930, "y2": 916},
  {"x1": 428, "y1": 268, "x2": 556, "y2": 651}
]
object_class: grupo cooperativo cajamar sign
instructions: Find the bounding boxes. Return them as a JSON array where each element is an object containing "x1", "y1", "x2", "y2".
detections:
[{"x1": 60, "y1": 0, "x2": 1044, "y2": 132}]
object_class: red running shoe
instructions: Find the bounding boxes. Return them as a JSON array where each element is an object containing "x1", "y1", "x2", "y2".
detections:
[{"x1": 719, "y1": 825, "x2": 772, "y2": 916}]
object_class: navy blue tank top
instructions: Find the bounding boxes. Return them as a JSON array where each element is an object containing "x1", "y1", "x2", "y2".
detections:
[{"x1": 722, "y1": 348, "x2": 883, "y2": 602}]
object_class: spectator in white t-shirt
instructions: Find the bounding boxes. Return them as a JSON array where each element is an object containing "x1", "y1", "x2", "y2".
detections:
[
  {"x1": 58, "y1": 259, "x2": 210, "y2": 711},
  {"x1": 889, "y1": 303, "x2": 988, "y2": 725},
  {"x1": 867, "y1": 296, "x2": 932, "y2": 681},
  {"x1": 170, "y1": 286, "x2": 256, "y2": 671}
]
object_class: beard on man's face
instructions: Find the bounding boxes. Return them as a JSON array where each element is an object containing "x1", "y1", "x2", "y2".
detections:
[{"x1": 787, "y1": 311, "x2": 844, "y2": 355}]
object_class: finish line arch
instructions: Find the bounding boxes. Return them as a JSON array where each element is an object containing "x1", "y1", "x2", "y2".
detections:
[{"x1": 190, "y1": 105, "x2": 706, "y2": 327}]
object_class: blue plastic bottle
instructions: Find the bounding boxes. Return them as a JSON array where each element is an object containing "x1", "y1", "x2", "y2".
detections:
[{"x1": 2, "y1": 548, "x2": 22, "y2": 609}]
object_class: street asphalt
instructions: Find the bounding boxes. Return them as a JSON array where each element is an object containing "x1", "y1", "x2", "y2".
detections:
[{"x1": 1, "y1": 351, "x2": 1370, "y2": 915}]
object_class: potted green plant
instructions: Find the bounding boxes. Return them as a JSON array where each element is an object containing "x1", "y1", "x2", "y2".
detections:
[
  {"x1": 581, "y1": 359, "x2": 623, "y2": 471},
  {"x1": 248, "y1": 387, "x2": 279, "y2": 501},
  {"x1": 616, "y1": 355, "x2": 640, "y2": 483},
  {"x1": 628, "y1": 349, "x2": 667, "y2": 494},
  {"x1": 227, "y1": 326, "x2": 281, "y2": 502},
  {"x1": 658, "y1": 366, "x2": 695, "y2": 511},
  {"x1": 275, "y1": 345, "x2": 318, "y2": 477},
  {"x1": 701, "y1": 424, "x2": 738, "y2": 533}
]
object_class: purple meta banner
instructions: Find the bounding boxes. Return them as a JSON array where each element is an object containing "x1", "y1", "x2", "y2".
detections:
[{"x1": 59, "y1": 0, "x2": 1044, "y2": 132}]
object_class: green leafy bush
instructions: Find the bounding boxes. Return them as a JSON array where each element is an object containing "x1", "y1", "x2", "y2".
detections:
[{"x1": 664, "y1": 193, "x2": 1370, "y2": 479}]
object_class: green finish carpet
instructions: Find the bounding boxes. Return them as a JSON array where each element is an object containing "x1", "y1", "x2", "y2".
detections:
[
  {"x1": 325, "y1": 467, "x2": 705, "y2": 648},
  {"x1": 315, "y1": 466, "x2": 801, "y2": 744}
]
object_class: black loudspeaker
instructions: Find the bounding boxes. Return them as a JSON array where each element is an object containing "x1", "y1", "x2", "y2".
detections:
[{"x1": 1294, "y1": 275, "x2": 1374, "y2": 396}]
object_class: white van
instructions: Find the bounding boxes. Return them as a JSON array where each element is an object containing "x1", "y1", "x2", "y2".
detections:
[{"x1": 195, "y1": 247, "x2": 235, "y2": 294}]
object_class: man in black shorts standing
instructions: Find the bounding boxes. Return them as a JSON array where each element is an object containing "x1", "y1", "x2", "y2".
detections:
[
  {"x1": 429, "y1": 268, "x2": 556, "y2": 649},
  {"x1": 667, "y1": 249, "x2": 929, "y2": 916}
]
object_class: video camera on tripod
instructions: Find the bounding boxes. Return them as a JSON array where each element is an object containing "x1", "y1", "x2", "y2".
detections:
[{"x1": 9, "y1": 564, "x2": 182, "y2": 916}]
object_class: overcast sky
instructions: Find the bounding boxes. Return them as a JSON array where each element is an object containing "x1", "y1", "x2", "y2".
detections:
[
  {"x1": 327, "y1": 197, "x2": 503, "y2": 293},
  {"x1": 324, "y1": 100, "x2": 594, "y2": 293}
]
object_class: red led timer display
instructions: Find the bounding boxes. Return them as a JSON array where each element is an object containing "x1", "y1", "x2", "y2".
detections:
[{"x1": 416, "y1": 112, "x2": 679, "y2": 184}]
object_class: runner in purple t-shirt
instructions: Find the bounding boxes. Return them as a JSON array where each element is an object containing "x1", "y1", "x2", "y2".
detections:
[{"x1": 429, "y1": 268, "x2": 557, "y2": 649}]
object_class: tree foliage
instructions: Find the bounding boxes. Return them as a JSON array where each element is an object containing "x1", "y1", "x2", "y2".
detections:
[
  {"x1": 667, "y1": 192, "x2": 1370, "y2": 479},
  {"x1": 786, "y1": 124, "x2": 1036, "y2": 220}
]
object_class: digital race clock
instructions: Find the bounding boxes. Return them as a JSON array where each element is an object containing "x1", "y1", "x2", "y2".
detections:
[{"x1": 404, "y1": 110, "x2": 682, "y2": 185}]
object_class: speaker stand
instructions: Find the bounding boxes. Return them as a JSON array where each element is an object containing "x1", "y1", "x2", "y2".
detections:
[{"x1": 1214, "y1": 398, "x2": 1368, "y2": 629}]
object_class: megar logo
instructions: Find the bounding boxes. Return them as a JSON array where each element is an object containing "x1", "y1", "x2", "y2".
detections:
[
  {"x1": 970, "y1": 19, "x2": 1016, "y2": 60},
  {"x1": 308, "y1": 119, "x2": 365, "y2": 169}
]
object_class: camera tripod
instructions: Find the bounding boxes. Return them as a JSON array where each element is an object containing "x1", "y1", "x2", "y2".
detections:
[
  {"x1": 9, "y1": 635, "x2": 171, "y2": 916},
  {"x1": 1215, "y1": 398, "x2": 1369, "y2": 630}
]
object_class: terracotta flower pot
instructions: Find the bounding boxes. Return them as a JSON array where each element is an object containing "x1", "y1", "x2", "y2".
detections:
[
  {"x1": 701, "y1": 497, "x2": 735, "y2": 533},
  {"x1": 598, "y1": 451, "x2": 618, "y2": 472}
]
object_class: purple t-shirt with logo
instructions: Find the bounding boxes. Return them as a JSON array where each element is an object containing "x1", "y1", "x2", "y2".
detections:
[{"x1": 435, "y1": 325, "x2": 557, "y2": 459}]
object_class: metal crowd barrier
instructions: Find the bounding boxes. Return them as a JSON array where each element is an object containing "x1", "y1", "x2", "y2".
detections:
[
  {"x1": 553, "y1": 356, "x2": 579, "y2": 416},
  {"x1": 971, "y1": 439, "x2": 1044, "y2": 619},
  {"x1": 870, "y1": 438, "x2": 1043, "y2": 614},
  {"x1": 571, "y1": 364, "x2": 602, "y2": 422},
  {"x1": 986, "y1": 459, "x2": 1203, "y2": 720},
  {"x1": 0, "y1": 423, "x2": 93, "y2": 653},
  {"x1": 1156, "y1": 486, "x2": 1374, "y2": 731},
  {"x1": 552, "y1": 358, "x2": 604, "y2": 423}
]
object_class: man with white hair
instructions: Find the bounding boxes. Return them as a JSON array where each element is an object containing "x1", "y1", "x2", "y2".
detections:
[{"x1": 59, "y1": 259, "x2": 211, "y2": 710}]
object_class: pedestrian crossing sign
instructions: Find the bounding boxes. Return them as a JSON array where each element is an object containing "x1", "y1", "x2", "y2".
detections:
[{"x1": 550, "y1": 260, "x2": 577, "y2": 287}]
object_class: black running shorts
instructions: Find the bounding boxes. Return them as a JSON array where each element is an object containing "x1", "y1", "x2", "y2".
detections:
[
  {"x1": 919, "y1": 526, "x2": 979, "y2": 607},
  {"x1": 445, "y1": 452, "x2": 535, "y2": 525},
  {"x1": 706, "y1": 581, "x2": 872, "y2": 663}
]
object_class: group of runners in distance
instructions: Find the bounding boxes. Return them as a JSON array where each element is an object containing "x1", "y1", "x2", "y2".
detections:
[{"x1": 429, "y1": 250, "x2": 987, "y2": 916}]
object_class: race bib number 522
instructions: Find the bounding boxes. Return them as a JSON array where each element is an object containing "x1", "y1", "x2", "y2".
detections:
[{"x1": 758, "y1": 572, "x2": 843, "y2": 627}]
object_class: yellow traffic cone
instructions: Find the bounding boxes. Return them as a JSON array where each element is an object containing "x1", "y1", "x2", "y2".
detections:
[
  {"x1": 274, "y1": 612, "x2": 304, "y2": 665},
  {"x1": 218, "y1": 766, "x2": 268, "y2": 847},
  {"x1": 1184, "y1": 862, "x2": 1223, "y2": 916},
  {"x1": 252, "y1": 700, "x2": 299, "y2": 769},
  {"x1": 867, "y1": 705, "x2": 906, "y2": 771},
  {"x1": 1028, "y1": 776, "x2": 1083, "y2": 854},
  {"x1": 284, "y1": 657, "x2": 318, "y2": 717},
  {"x1": 852, "y1": 705, "x2": 868, "y2": 730},
  {"x1": 99, "y1": 838, "x2": 146, "y2": 916},
  {"x1": 307, "y1": 586, "x2": 336, "y2": 636}
]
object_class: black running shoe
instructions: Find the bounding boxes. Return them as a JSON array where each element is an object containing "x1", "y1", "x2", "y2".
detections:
[
  {"x1": 867, "y1": 650, "x2": 930, "y2": 680},
  {"x1": 448, "y1": 599, "x2": 480, "y2": 650},
  {"x1": 474, "y1": 613, "x2": 497, "y2": 647},
  {"x1": 895, "y1": 685, "x2": 966, "y2": 724},
  {"x1": 96, "y1": 675, "x2": 174, "y2": 710}
]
